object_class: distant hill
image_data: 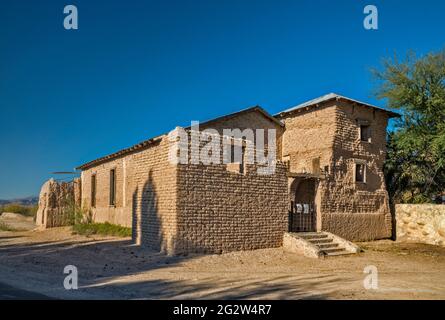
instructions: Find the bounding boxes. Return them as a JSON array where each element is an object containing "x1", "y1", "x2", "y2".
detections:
[{"x1": 0, "y1": 196, "x2": 39, "y2": 206}]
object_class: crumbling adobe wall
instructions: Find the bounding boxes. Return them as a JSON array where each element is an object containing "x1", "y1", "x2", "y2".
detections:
[{"x1": 36, "y1": 178, "x2": 79, "y2": 229}]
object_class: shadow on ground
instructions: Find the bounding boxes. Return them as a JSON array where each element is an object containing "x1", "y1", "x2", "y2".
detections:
[{"x1": 0, "y1": 236, "x2": 351, "y2": 299}]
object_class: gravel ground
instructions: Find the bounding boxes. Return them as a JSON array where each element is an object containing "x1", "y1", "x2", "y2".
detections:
[{"x1": 0, "y1": 224, "x2": 444, "y2": 300}]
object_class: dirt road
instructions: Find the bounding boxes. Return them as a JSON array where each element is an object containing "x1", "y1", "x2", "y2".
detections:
[{"x1": 0, "y1": 227, "x2": 444, "y2": 300}]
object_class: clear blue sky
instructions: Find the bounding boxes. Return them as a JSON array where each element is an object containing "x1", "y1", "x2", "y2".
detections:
[{"x1": 0, "y1": 0, "x2": 444, "y2": 199}]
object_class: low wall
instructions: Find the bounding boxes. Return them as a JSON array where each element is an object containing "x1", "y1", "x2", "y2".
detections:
[
  {"x1": 322, "y1": 212, "x2": 392, "y2": 241},
  {"x1": 176, "y1": 161, "x2": 289, "y2": 254},
  {"x1": 396, "y1": 204, "x2": 445, "y2": 246}
]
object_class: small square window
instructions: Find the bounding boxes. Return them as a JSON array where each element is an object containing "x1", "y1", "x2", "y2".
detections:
[
  {"x1": 355, "y1": 163, "x2": 366, "y2": 183},
  {"x1": 360, "y1": 125, "x2": 371, "y2": 142}
]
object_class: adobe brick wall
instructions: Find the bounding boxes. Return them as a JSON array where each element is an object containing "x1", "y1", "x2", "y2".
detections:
[
  {"x1": 323, "y1": 102, "x2": 392, "y2": 240},
  {"x1": 129, "y1": 137, "x2": 178, "y2": 252},
  {"x1": 80, "y1": 136, "x2": 178, "y2": 253},
  {"x1": 176, "y1": 160, "x2": 288, "y2": 253},
  {"x1": 172, "y1": 111, "x2": 288, "y2": 253},
  {"x1": 81, "y1": 138, "x2": 288, "y2": 255}
]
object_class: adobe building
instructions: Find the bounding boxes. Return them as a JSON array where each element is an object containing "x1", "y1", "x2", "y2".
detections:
[{"x1": 75, "y1": 93, "x2": 399, "y2": 254}]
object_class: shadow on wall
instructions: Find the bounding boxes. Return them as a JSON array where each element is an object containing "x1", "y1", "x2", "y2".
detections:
[
  {"x1": 131, "y1": 169, "x2": 227, "y2": 254},
  {"x1": 132, "y1": 170, "x2": 161, "y2": 250},
  {"x1": 132, "y1": 170, "x2": 178, "y2": 253},
  {"x1": 390, "y1": 201, "x2": 397, "y2": 241}
]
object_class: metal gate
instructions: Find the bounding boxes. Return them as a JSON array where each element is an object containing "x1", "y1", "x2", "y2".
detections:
[{"x1": 289, "y1": 201, "x2": 316, "y2": 232}]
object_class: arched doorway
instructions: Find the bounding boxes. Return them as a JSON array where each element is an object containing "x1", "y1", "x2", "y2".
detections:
[{"x1": 289, "y1": 178, "x2": 317, "y2": 232}]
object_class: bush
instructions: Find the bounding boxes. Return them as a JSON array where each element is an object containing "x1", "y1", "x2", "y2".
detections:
[
  {"x1": 62, "y1": 201, "x2": 86, "y2": 226},
  {"x1": 72, "y1": 222, "x2": 132, "y2": 237},
  {"x1": 0, "y1": 221, "x2": 22, "y2": 232},
  {"x1": 0, "y1": 204, "x2": 38, "y2": 217}
]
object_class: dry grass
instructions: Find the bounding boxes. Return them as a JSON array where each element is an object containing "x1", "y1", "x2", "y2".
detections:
[
  {"x1": 0, "y1": 204, "x2": 38, "y2": 217},
  {"x1": 72, "y1": 222, "x2": 132, "y2": 237},
  {"x1": 0, "y1": 221, "x2": 24, "y2": 232}
]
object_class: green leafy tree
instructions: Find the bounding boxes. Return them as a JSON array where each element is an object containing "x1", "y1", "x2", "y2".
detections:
[{"x1": 373, "y1": 49, "x2": 445, "y2": 203}]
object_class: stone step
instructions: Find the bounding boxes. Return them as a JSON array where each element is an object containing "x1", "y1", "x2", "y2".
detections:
[
  {"x1": 324, "y1": 250, "x2": 357, "y2": 257},
  {"x1": 321, "y1": 247, "x2": 346, "y2": 254},
  {"x1": 299, "y1": 233, "x2": 329, "y2": 240},
  {"x1": 283, "y1": 232, "x2": 361, "y2": 258},
  {"x1": 307, "y1": 238, "x2": 333, "y2": 244},
  {"x1": 317, "y1": 243, "x2": 339, "y2": 249}
]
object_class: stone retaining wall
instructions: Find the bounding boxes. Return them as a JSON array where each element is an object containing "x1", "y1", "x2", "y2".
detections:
[{"x1": 396, "y1": 204, "x2": 445, "y2": 246}]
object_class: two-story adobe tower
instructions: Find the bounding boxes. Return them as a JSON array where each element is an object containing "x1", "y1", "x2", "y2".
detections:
[{"x1": 277, "y1": 93, "x2": 398, "y2": 241}]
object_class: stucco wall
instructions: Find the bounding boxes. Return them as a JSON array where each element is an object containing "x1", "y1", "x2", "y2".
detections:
[
  {"x1": 396, "y1": 204, "x2": 445, "y2": 246},
  {"x1": 280, "y1": 101, "x2": 336, "y2": 173},
  {"x1": 199, "y1": 109, "x2": 284, "y2": 159},
  {"x1": 81, "y1": 156, "x2": 131, "y2": 227}
]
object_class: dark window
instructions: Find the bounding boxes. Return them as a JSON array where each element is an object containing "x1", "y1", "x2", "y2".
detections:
[
  {"x1": 240, "y1": 146, "x2": 246, "y2": 174},
  {"x1": 91, "y1": 174, "x2": 96, "y2": 208},
  {"x1": 324, "y1": 165, "x2": 329, "y2": 175},
  {"x1": 109, "y1": 169, "x2": 116, "y2": 206},
  {"x1": 360, "y1": 125, "x2": 371, "y2": 142},
  {"x1": 230, "y1": 144, "x2": 245, "y2": 164},
  {"x1": 229, "y1": 144, "x2": 246, "y2": 174},
  {"x1": 355, "y1": 163, "x2": 366, "y2": 183}
]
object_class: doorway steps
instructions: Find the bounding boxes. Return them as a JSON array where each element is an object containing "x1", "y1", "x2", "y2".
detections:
[{"x1": 283, "y1": 232, "x2": 361, "y2": 258}]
